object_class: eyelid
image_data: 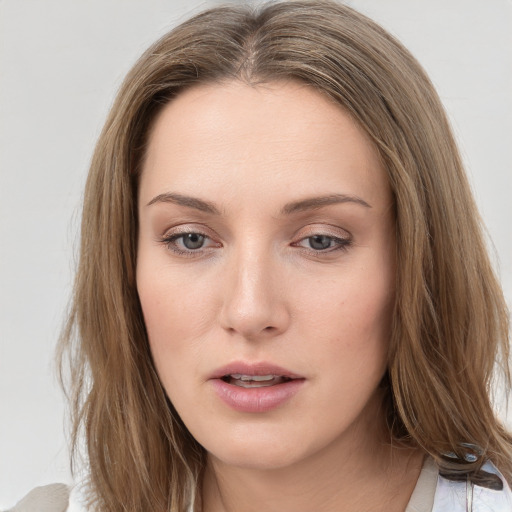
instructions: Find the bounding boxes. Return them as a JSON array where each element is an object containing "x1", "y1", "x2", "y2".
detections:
[
  {"x1": 294, "y1": 223, "x2": 351, "y2": 240},
  {"x1": 161, "y1": 223, "x2": 217, "y2": 239}
]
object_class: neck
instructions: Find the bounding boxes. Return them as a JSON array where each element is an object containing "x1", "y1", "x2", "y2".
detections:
[{"x1": 200, "y1": 394, "x2": 424, "y2": 512}]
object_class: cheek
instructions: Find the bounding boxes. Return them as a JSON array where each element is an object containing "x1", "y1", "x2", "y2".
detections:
[
  {"x1": 137, "y1": 264, "x2": 223, "y2": 438},
  {"x1": 298, "y1": 263, "x2": 394, "y2": 379},
  {"x1": 137, "y1": 242, "x2": 213, "y2": 330},
  {"x1": 304, "y1": 292, "x2": 392, "y2": 430},
  {"x1": 302, "y1": 266, "x2": 394, "y2": 337},
  {"x1": 136, "y1": 260, "x2": 211, "y2": 379},
  {"x1": 138, "y1": 280, "x2": 182, "y2": 341}
]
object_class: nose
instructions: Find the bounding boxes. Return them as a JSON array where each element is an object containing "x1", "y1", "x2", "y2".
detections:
[{"x1": 219, "y1": 245, "x2": 290, "y2": 340}]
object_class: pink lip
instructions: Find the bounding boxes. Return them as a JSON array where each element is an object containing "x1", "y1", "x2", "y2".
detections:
[
  {"x1": 209, "y1": 361, "x2": 305, "y2": 413},
  {"x1": 210, "y1": 361, "x2": 303, "y2": 380}
]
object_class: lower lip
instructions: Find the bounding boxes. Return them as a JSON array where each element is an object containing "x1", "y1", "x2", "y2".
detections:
[{"x1": 210, "y1": 378, "x2": 305, "y2": 413}]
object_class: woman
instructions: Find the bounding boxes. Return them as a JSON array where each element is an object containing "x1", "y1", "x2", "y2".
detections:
[{"x1": 9, "y1": 1, "x2": 511, "y2": 510}]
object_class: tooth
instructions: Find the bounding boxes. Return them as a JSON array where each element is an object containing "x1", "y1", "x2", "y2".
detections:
[
  {"x1": 235, "y1": 380, "x2": 277, "y2": 388},
  {"x1": 230, "y1": 374, "x2": 276, "y2": 381},
  {"x1": 244, "y1": 375, "x2": 276, "y2": 381}
]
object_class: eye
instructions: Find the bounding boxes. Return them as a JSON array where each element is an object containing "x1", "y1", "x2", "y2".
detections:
[
  {"x1": 160, "y1": 229, "x2": 220, "y2": 256},
  {"x1": 294, "y1": 233, "x2": 351, "y2": 253},
  {"x1": 307, "y1": 235, "x2": 336, "y2": 250},
  {"x1": 180, "y1": 233, "x2": 206, "y2": 250}
]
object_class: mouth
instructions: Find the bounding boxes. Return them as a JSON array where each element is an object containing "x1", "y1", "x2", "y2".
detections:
[
  {"x1": 210, "y1": 361, "x2": 303, "y2": 385},
  {"x1": 210, "y1": 362, "x2": 305, "y2": 412},
  {"x1": 221, "y1": 374, "x2": 294, "y2": 388}
]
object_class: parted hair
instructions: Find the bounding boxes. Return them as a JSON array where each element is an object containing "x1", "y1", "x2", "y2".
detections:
[{"x1": 58, "y1": 1, "x2": 512, "y2": 510}]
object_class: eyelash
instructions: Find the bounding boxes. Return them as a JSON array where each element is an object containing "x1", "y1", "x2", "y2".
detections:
[
  {"x1": 159, "y1": 230, "x2": 352, "y2": 257},
  {"x1": 293, "y1": 234, "x2": 352, "y2": 254},
  {"x1": 160, "y1": 230, "x2": 220, "y2": 257}
]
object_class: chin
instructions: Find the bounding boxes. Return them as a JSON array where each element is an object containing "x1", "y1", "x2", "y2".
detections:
[
  {"x1": 209, "y1": 443, "x2": 304, "y2": 471},
  {"x1": 199, "y1": 423, "x2": 325, "y2": 472}
]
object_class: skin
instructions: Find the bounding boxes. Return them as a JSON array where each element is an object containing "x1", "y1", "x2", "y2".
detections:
[{"x1": 137, "y1": 81, "x2": 423, "y2": 512}]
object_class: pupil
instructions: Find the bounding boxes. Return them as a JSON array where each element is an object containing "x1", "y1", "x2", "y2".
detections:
[
  {"x1": 309, "y1": 235, "x2": 331, "y2": 250},
  {"x1": 183, "y1": 233, "x2": 205, "y2": 250}
]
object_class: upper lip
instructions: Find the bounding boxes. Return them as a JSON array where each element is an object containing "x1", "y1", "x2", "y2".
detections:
[{"x1": 209, "y1": 361, "x2": 304, "y2": 380}]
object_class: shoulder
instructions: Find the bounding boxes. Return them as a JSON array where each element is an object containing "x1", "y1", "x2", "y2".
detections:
[
  {"x1": 433, "y1": 461, "x2": 512, "y2": 512},
  {"x1": 5, "y1": 483, "x2": 70, "y2": 512}
]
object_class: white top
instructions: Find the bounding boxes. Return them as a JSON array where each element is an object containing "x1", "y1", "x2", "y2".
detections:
[
  {"x1": 6, "y1": 459, "x2": 512, "y2": 512},
  {"x1": 406, "y1": 456, "x2": 438, "y2": 512},
  {"x1": 406, "y1": 457, "x2": 512, "y2": 512}
]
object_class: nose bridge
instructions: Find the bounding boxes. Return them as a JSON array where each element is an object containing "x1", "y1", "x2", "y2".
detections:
[{"x1": 220, "y1": 239, "x2": 288, "y2": 338}]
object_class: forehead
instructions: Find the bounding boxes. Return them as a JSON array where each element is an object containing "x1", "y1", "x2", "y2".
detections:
[{"x1": 140, "y1": 80, "x2": 390, "y2": 210}]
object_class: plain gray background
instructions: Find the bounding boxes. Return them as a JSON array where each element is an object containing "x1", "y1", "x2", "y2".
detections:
[{"x1": 1, "y1": 0, "x2": 511, "y2": 506}]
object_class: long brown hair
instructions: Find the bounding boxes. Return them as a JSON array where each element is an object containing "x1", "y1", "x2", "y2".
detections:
[{"x1": 59, "y1": 1, "x2": 512, "y2": 509}]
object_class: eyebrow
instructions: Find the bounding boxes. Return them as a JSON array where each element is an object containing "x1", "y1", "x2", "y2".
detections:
[
  {"x1": 146, "y1": 192, "x2": 221, "y2": 214},
  {"x1": 280, "y1": 194, "x2": 371, "y2": 214},
  {"x1": 146, "y1": 192, "x2": 371, "y2": 215}
]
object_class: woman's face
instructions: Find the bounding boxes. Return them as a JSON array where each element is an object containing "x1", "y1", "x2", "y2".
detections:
[{"x1": 137, "y1": 81, "x2": 395, "y2": 470}]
